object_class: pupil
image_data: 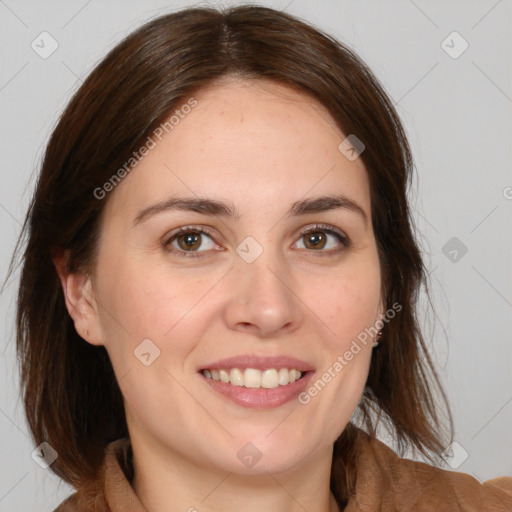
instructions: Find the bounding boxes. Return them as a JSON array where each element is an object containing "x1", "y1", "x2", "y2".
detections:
[
  {"x1": 180, "y1": 232, "x2": 200, "y2": 250},
  {"x1": 307, "y1": 232, "x2": 325, "y2": 249},
  {"x1": 185, "y1": 234, "x2": 197, "y2": 245}
]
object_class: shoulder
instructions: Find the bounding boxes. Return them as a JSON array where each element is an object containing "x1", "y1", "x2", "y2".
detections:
[
  {"x1": 346, "y1": 432, "x2": 512, "y2": 512},
  {"x1": 52, "y1": 489, "x2": 111, "y2": 512},
  {"x1": 52, "y1": 438, "x2": 131, "y2": 512}
]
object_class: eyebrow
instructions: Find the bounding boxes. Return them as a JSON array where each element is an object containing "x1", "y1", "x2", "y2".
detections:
[{"x1": 132, "y1": 194, "x2": 368, "y2": 227}]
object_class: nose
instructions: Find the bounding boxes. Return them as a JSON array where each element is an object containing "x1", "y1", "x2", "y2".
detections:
[{"x1": 222, "y1": 248, "x2": 302, "y2": 338}]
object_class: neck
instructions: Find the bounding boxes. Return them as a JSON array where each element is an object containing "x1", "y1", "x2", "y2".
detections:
[{"x1": 130, "y1": 433, "x2": 340, "y2": 512}]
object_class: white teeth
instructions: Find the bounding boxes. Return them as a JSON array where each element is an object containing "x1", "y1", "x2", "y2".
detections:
[
  {"x1": 202, "y1": 367, "x2": 304, "y2": 388},
  {"x1": 261, "y1": 369, "x2": 279, "y2": 389},
  {"x1": 230, "y1": 368, "x2": 244, "y2": 386},
  {"x1": 278, "y1": 368, "x2": 289, "y2": 386},
  {"x1": 244, "y1": 368, "x2": 261, "y2": 388}
]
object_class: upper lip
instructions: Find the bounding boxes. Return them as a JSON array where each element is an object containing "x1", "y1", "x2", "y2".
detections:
[{"x1": 198, "y1": 354, "x2": 315, "y2": 372}]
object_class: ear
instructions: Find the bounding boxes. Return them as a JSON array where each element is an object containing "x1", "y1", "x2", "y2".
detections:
[{"x1": 53, "y1": 249, "x2": 104, "y2": 346}]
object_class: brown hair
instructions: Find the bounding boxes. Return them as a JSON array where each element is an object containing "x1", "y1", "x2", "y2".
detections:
[{"x1": 8, "y1": 4, "x2": 453, "y2": 505}]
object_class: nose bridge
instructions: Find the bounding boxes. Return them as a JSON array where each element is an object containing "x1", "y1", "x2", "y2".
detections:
[{"x1": 224, "y1": 237, "x2": 300, "y2": 336}]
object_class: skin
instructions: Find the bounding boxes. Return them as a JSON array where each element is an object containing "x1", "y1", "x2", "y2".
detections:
[{"x1": 57, "y1": 77, "x2": 385, "y2": 512}]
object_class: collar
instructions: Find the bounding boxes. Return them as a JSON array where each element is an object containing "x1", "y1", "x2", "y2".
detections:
[{"x1": 61, "y1": 432, "x2": 512, "y2": 512}]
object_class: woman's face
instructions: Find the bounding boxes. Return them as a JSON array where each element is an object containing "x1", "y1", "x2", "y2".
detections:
[{"x1": 82, "y1": 78, "x2": 383, "y2": 474}]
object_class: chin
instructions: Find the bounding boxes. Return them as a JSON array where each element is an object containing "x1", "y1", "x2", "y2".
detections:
[{"x1": 214, "y1": 432, "x2": 317, "y2": 476}]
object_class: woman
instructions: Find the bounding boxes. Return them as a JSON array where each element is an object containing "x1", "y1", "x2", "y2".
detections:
[{"x1": 11, "y1": 4, "x2": 512, "y2": 511}]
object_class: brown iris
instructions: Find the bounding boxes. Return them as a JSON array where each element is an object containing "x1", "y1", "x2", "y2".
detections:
[
  {"x1": 303, "y1": 231, "x2": 326, "y2": 250},
  {"x1": 177, "y1": 232, "x2": 202, "y2": 251}
]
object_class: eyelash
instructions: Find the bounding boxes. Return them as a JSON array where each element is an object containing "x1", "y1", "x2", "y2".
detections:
[{"x1": 163, "y1": 224, "x2": 350, "y2": 259}]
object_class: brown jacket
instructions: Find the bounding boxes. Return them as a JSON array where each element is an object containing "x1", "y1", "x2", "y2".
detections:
[{"x1": 55, "y1": 435, "x2": 512, "y2": 511}]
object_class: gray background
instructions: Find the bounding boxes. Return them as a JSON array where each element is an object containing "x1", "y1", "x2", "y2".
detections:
[{"x1": 0, "y1": 0, "x2": 511, "y2": 510}]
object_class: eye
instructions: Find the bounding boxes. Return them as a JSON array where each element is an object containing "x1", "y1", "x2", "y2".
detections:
[
  {"x1": 293, "y1": 223, "x2": 350, "y2": 254},
  {"x1": 163, "y1": 226, "x2": 220, "y2": 258},
  {"x1": 163, "y1": 223, "x2": 350, "y2": 259}
]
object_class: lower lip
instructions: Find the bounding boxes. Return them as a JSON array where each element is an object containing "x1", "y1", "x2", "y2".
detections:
[{"x1": 199, "y1": 371, "x2": 314, "y2": 409}]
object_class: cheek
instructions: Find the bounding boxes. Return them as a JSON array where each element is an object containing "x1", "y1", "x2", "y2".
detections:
[
  {"x1": 312, "y1": 257, "x2": 382, "y2": 346},
  {"x1": 94, "y1": 255, "x2": 210, "y2": 369},
  {"x1": 97, "y1": 250, "x2": 216, "y2": 331},
  {"x1": 94, "y1": 261, "x2": 208, "y2": 419}
]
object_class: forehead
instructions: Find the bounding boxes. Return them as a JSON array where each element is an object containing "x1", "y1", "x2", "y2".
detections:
[{"x1": 103, "y1": 78, "x2": 371, "y2": 222}]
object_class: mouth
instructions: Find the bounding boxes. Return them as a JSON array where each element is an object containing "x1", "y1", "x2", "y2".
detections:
[
  {"x1": 200, "y1": 367, "x2": 307, "y2": 389},
  {"x1": 197, "y1": 355, "x2": 315, "y2": 409}
]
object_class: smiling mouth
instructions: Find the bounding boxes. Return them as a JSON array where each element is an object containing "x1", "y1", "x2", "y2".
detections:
[{"x1": 200, "y1": 367, "x2": 307, "y2": 389}]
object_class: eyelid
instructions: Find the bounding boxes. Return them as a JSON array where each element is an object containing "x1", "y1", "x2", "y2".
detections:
[
  {"x1": 162, "y1": 223, "x2": 350, "y2": 258},
  {"x1": 297, "y1": 223, "x2": 349, "y2": 246},
  {"x1": 162, "y1": 225, "x2": 221, "y2": 258}
]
